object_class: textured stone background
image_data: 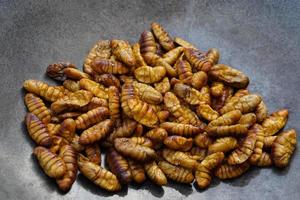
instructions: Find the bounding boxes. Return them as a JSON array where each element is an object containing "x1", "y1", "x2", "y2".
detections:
[{"x1": 0, "y1": 0, "x2": 299, "y2": 199}]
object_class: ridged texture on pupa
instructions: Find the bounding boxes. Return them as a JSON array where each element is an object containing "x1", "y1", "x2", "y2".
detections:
[
  {"x1": 154, "y1": 77, "x2": 171, "y2": 94},
  {"x1": 162, "y1": 47, "x2": 184, "y2": 65},
  {"x1": 128, "y1": 159, "x2": 146, "y2": 183},
  {"x1": 144, "y1": 161, "x2": 167, "y2": 186},
  {"x1": 132, "y1": 43, "x2": 147, "y2": 67},
  {"x1": 46, "y1": 62, "x2": 76, "y2": 81},
  {"x1": 63, "y1": 68, "x2": 91, "y2": 80},
  {"x1": 206, "y1": 48, "x2": 220, "y2": 65},
  {"x1": 163, "y1": 136, "x2": 193, "y2": 151},
  {"x1": 108, "y1": 86, "x2": 120, "y2": 124},
  {"x1": 85, "y1": 144, "x2": 101, "y2": 165},
  {"x1": 255, "y1": 100, "x2": 268, "y2": 123},
  {"x1": 215, "y1": 162, "x2": 250, "y2": 179},
  {"x1": 106, "y1": 119, "x2": 137, "y2": 144},
  {"x1": 57, "y1": 118, "x2": 76, "y2": 142},
  {"x1": 184, "y1": 48, "x2": 212, "y2": 72},
  {"x1": 162, "y1": 149, "x2": 198, "y2": 170},
  {"x1": 134, "y1": 66, "x2": 166, "y2": 84},
  {"x1": 194, "y1": 133, "x2": 213, "y2": 148},
  {"x1": 158, "y1": 161, "x2": 194, "y2": 184},
  {"x1": 151, "y1": 22, "x2": 175, "y2": 51},
  {"x1": 160, "y1": 122, "x2": 203, "y2": 137},
  {"x1": 249, "y1": 124, "x2": 265, "y2": 164},
  {"x1": 173, "y1": 83, "x2": 210, "y2": 105},
  {"x1": 197, "y1": 104, "x2": 220, "y2": 121},
  {"x1": 133, "y1": 81, "x2": 163, "y2": 104},
  {"x1": 208, "y1": 137, "x2": 237, "y2": 154},
  {"x1": 111, "y1": 39, "x2": 136, "y2": 67},
  {"x1": 91, "y1": 59, "x2": 129, "y2": 74},
  {"x1": 210, "y1": 82, "x2": 224, "y2": 97},
  {"x1": 139, "y1": 31, "x2": 157, "y2": 54},
  {"x1": 174, "y1": 37, "x2": 197, "y2": 49},
  {"x1": 79, "y1": 78, "x2": 108, "y2": 99},
  {"x1": 93, "y1": 74, "x2": 121, "y2": 89},
  {"x1": 75, "y1": 107, "x2": 109, "y2": 130},
  {"x1": 262, "y1": 109, "x2": 289, "y2": 136}
]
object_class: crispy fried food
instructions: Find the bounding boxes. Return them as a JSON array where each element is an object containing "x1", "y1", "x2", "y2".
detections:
[
  {"x1": 158, "y1": 161, "x2": 194, "y2": 184},
  {"x1": 156, "y1": 110, "x2": 169, "y2": 123},
  {"x1": 47, "y1": 123, "x2": 61, "y2": 136},
  {"x1": 106, "y1": 119, "x2": 137, "y2": 144},
  {"x1": 80, "y1": 97, "x2": 108, "y2": 112},
  {"x1": 162, "y1": 149, "x2": 198, "y2": 170},
  {"x1": 63, "y1": 68, "x2": 91, "y2": 80},
  {"x1": 130, "y1": 137, "x2": 153, "y2": 148},
  {"x1": 210, "y1": 82, "x2": 224, "y2": 97},
  {"x1": 196, "y1": 104, "x2": 220, "y2": 121},
  {"x1": 226, "y1": 89, "x2": 249, "y2": 105},
  {"x1": 133, "y1": 123, "x2": 144, "y2": 137},
  {"x1": 251, "y1": 152, "x2": 272, "y2": 167},
  {"x1": 162, "y1": 46, "x2": 184, "y2": 65},
  {"x1": 208, "y1": 137, "x2": 238, "y2": 154},
  {"x1": 85, "y1": 144, "x2": 101, "y2": 165},
  {"x1": 114, "y1": 138, "x2": 157, "y2": 162},
  {"x1": 106, "y1": 148, "x2": 132, "y2": 184},
  {"x1": 208, "y1": 110, "x2": 242, "y2": 126},
  {"x1": 160, "y1": 122, "x2": 203, "y2": 137},
  {"x1": 214, "y1": 162, "x2": 250, "y2": 179},
  {"x1": 145, "y1": 128, "x2": 168, "y2": 145},
  {"x1": 134, "y1": 65, "x2": 166, "y2": 84},
  {"x1": 262, "y1": 109, "x2": 289, "y2": 136},
  {"x1": 194, "y1": 132, "x2": 213, "y2": 148},
  {"x1": 271, "y1": 129, "x2": 297, "y2": 168},
  {"x1": 195, "y1": 152, "x2": 224, "y2": 189},
  {"x1": 191, "y1": 71, "x2": 208, "y2": 90},
  {"x1": 49, "y1": 135, "x2": 69, "y2": 154},
  {"x1": 25, "y1": 113, "x2": 52, "y2": 147},
  {"x1": 151, "y1": 22, "x2": 175, "y2": 51},
  {"x1": 263, "y1": 136, "x2": 277, "y2": 148},
  {"x1": 132, "y1": 43, "x2": 147, "y2": 67},
  {"x1": 206, "y1": 48, "x2": 220, "y2": 65},
  {"x1": 46, "y1": 62, "x2": 76, "y2": 81},
  {"x1": 33, "y1": 146, "x2": 67, "y2": 178},
  {"x1": 209, "y1": 64, "x2": 249, "y2": 88},
  {"x1": 228, "y1": 133, "x2": 257, "y2": 165},
  {"x1": 70, "y1": 135, "x2": 85, "y2": 152},
  {"x1": 174, "y1": 37, "x2": 197, "y2": 49},
  {"x1": 188, "y1": 147, "x2": 207, "y2": 161},
  {"x1": 176, "y1": 59, "x2": 193, "y2": 84},
  {"x1": 163, "y1": 136, "x2": 193, "y2": 151},
  {"x1": 23, "y1": 80, "x2": 64, "y2": 102},
  {"x1": 184, "y1": 48, "x2": 212, "y2": 72},
  {"x1": 58, "y1": 118, "x2": 76, "y2": 142},
  {"x1": 63, "y1": 79, "x2": 80, "y2": 92},
  {"x1": 79, "y1": 119, "x2": 113, "y2": 145},
  {"x1": 248, "y1": 124, "x2": 265, "y2": 164},
  {"x1": 133, "y1": 81, "x2": 163, "y2": 104},
  {"x1": 238, "y1": 113, "x2": 257, "y2": 127},
  {"x1": 56, "y1": 145, "x2": 78, "y2": 191},
  {"x1": 51, "y1": 90, "x2": 93, "y2": 114},
  {"x1": 174, "y1": 83, "x2": 209, "y2": 105},
  {"x1": 144, "y1": 161, "x2": 167, "y2": 186},
  {"x1": 56, "y1": 112, "x2": 82, "y2": 121},
  {"x1": 211, "y1": 86, "x2": 234, "y2": 112},
  {"x1": 108, "y1": 86, "x2": 120, "y2": 124},
  {"x1": 111, "y1": 39, "x2": 136, "y2": 67},
  {"x1": 93, "y1": 73, "x2": 121, "y2": 89},
  {"x1": 79, "y1": 78, "x2": 108, "y2": 99},
  {"x1": 75, "y1": 107, "x2": 109, "y2": 130},
  {"x1": 255, "y1": 100, "x2": 268, "y2": 123},
  {"x1": 24, "y1": 93, "x2": 51, "y2": 124},
  {"x1": 206, "y1": 124, "x2": 249, "y2": 138},
  {"x1": 128, "y1": 159, "x2": 146, "y2": 183},
  {"x1": 78, "y1": 154, "x2": 121, "y2": 191},
  {"x1": 154, "y1": 77, "x2": 170, "y2": 94},
  {"x1": 91, "y1": 58, "x2": 129, "y2": 74},
  {"x1": 139, "y1": 31, "x2": 157, "y2": 54},
  {"x1": 83, "y1": 40, "x2": 111, "y2": 75}
]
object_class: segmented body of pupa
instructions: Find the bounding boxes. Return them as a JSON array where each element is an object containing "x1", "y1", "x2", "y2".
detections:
[
  {"x1": 133, "y1": 81, "x2": 163, "y2": 104},
  {"x1": 151, "y1": 22, "x2": 175, "y2": 51},
  {"x1": 108, "y1": 86, "x2": 120, "y2": 124},
  {"x1": 128, "y1": 159, "x2": 146, "y2": 183},
  {"x1": 79, "y1": 78, "x2": 108, "y2": 99},
  {"x1": 134, "y1": 66, "x2": 166, "y2": 84},
  {"x1": 154, "y1": 77, "x2": 171, "y2": 94},
  {"x1": 262, "y1": 109, "x2": 289, "y2": 136},
  {"x1": 144, "y1": 161, "x2": 167, "y2": 186},
  {"x1": 162, "y1": 46, "x2": 184, "y2": 65},
  {"x1": 160, "y1": 122, "x2": 202, "y2": 137},
  {"x1": 91, "y1": 59, "x2": 129, "y2": 74},
  {"x1": 184, "y1": 48, "x2": 212, "y2": 72},
  {"x1": 75, "y1": 107, "x2": 109, "y2": 130},
  {"x1": 158, "y1": 161, "x2": 194, "y2": 184},
  {"x1": 93, "y1": 73, "x2": 121, "y2": 89},
  {"x1": 162, "y1": 148, "x2": 198, "y2": 170},
  {"x1": 85, "y1": 144, "x2": 101, "y2": 165},
  {"x1": 139, "y1": 30, "x2": 157, "y2": 54},
  {"x1": 214, "y1": 162, "x2": 250, "y2": 179},
  {"x1": 57, "y1": 118, "x2": 76, "y2": 142},
  {"x1": 163, "y1": 136, "x2": 193, "y2": 151},
  {"x1": 63, "y1": 68, "x2": 91, "y2": 80},
  {"x1": 208, "y1": 137, "x2": 238, "y2": 154},
  {"x1": 132, "y1": 43, "x2": 147, "y2": 67},
  {"x1": 111, "y1": 39, "x2": 136, "y2": 67}
]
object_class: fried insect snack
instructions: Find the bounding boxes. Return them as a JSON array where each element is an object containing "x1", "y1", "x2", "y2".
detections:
[
  {"x1": 227, "y1": 133, "x2": 257, "y2": 165},
  {"x1": 134, "y1": 65, "x2": 166, "y2": 84},
  {"x1": 158, "y1": 161, "x2": 194, "y2": 184},
  {"x1": 238, "y1": 113, "x2": 257, "y2": 127},
  {"x1": 85, "y1": 144, "x2": 101, "y2": 165},
  {"x1": 174, "y1": 83, "x2": 209, "y2": 105},
  {"x1": 130, "y1": 137, "x2": 153, "y2": 148},
  {"x1": 79, "y1": 119, "x2": 113, "y2": 145},
  {"x1": 106, "y1": 119, "x2": 137, "y2": 144},
  {"x1": 252, "y1": 152, "x2": 272, "y2": 167},
  {"x1": 151, "y1": 22, "x2": 175, "y2": 51},
  {"x1": 70, "y1": 135, "x2": 85, "y2": 152},
  {"x1": 255, "y1": 100, "x2": 268, "y2": 123},
  {"x1": 78, "y1": 154, "x2": 121, "y2": 191},
  {"x1": 208, "y1": 137, "x2": 238, "y2": 154},
  {"x1": 154, "y1": 77, "x2": 171, "y2": 94},
  {"x1": 58, "y1": 118, "x2": 76, "y2": 142},
  {"x1": 139, "y1": 30, "x2": 157, "y2": 54},
  {"x1": 211, "y1": 86, "x2": 234, "y2": 112},
  {"x1": 91, "y1": 58, "x2": 129, "y2": 74},
  {"x1": 191, "y1": 71, "x2": 208, "y2": 90},
  {"x1": 50, "y1": 135, "x2": 69, "y2": 154},
  {"x1": 162, "y1": 149, "x2": 198, "y2": 170},
  {"x1": 145, "y1": 128, "x2": 168, "y2": 145},
  {"x1": 214, "y1": 162, "x2": 250, "y2": 180},
  {"x1": 33, "y1": 146, "x2": 67, "y2": 178},
  {"x1": 93, "y1": 73, "x2": 121, "y2": 89},
  {"x1": 24, "y1": 93, "x2": 51, "y2": 124},
  {"x1": 196, "y1": 104, "x2": 220, "y2": 121},
  {"x1": 163, "y1": 136, "x2": 193, "y2": 151},
  {"x1": 114, "y1": 138, "x2": 157, "y2": 162},
  {"x1": 144, "y1": 161, "x2": 167, "y2": 186},
  {"x1": 160, "y1": 122, "x2": 202, "y2": 137},
  {"x1": 210, "y1": 82, "x2": 224, "y2": 97},
  {"x1": 206, "y1": 124, "x2": 249, "y2": 137},
  {"x1": 271, "y1": 129, "x2": 297, "y2": 168},
  {"x1": 46, "y1": 62, "x2": 76, "y2": 81},
  {"x1": 209, "y1": 64, "x2": 249, "y2": 88},
  {"x1": 23, "y1": 80, "x2": 64, "y2": 102},
  {"x1": 262, "y1": 109, "x2": 289, "y2": 136},
  {"x1": 188, "y1": 147, "x2": 207, "y2": 161},
  {"x1": 106, "y1": 148, "x2": 132, "y2": 184},
  {"x1": 128, "y1": 159, "x2": 146, "y2": 183},
  {"x1": 47, "y1": 123, "x2": 61, "y2": 136},
  {"x1": 63, "y1": 79, "x2": 80, "y2": 92},
  {"x1": 56, "y1": 145, "x2": 78, "y2": 191},
  {"x1": 63, "y1": 68, "x2": 91, "y2": 80},
  {"x1": 248, "y1": 124, "x2": 265, "y2": 164},
  {"x1": 132, "y1": 43, "x2": 147, "y2": 67},
  {"x1": 206, "y1": 48, "x2": 220, "y2": 65},
  {"x1": 263, "y1": 136, "x2": 277, "y2": 148},
  {"x1": 183, "y1": 48, "x2": 212, "y2": 72},
  {"x1": 133, "y1": 81, "x2": 163, "y2": 104},
  {"x1": 111, "y1": 39, "x2": 136, "y2": 67},
  {"x1": 174, "y1": 37, "x2": 197, "y2": 49},
  {"x1": 56, "y1": 112, "x2": 82, "y2": 121},
  {"x1": 83, "y1": 40, "x2": 111, "y2": 75},
  {"x1": 194, "y1": 132, "x2": 213, "y2": 148},
  {"x1": 195, "y1": 152, "x2": 224, "y2": 189},
  {"x1": 51, "y1": 90, "x2": 93, "y2": 114},
  {"x1": 25, "y1": 113, "x2": 52, "y2": 147},
  {"x1": 176, "y1": 59, "x2": 193, "y2": 84},
  {"x1": 79, "y1": 78, "x2": 108, "y2": 99},
  {"x1": 108, "y1": 86, "x2": 120, "y2": 124},
  {"x1": 162, "y1": 46, "x2": 184, "y2": 65},
  {"x1": 75, "y1": 107, "x2": 109, "y2": 130},
  {"x1": 80, "y1": 97, "x2": 108, "y2": 112},
  {"x1": 226, "y1": 89, "x2": 249, "y2": 105}
]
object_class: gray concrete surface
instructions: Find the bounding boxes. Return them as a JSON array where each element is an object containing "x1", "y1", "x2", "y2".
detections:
[{"x1": 0, "y1": 0, "x2": 299, "y2": 199}]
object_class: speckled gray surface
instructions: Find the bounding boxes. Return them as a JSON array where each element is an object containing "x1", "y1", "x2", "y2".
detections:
[{"x1": 0, "y1": 0, "x2": 299, "y2": 199}]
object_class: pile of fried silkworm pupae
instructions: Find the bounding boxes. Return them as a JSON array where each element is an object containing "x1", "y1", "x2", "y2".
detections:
[{"x1": 23, "y1": 22, "x2": 297, "y2": 193}]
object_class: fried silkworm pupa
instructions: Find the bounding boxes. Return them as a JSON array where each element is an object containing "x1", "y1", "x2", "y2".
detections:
[
  {"x1": 85, "y1": 144, "x2": 101, "y2": 165},
  {"x1": 162, "y1": 149, "x2": 198, "y2": 170},
  {"x1": 23, "y1": 80, "x2": 64, "y2": 102},
  {"x1": 158, "y1": 161, "x2": 194, "y2": 184},
  {"x1": 108, "y1": 86, "x2": 121, "y2": 124},
  {"x1": 24, "y1": 93, "x2": 51, "y2": 124},
  {"x1": 154, "y1": 77, "x2": 171, "y2": 94},
  {"x1": 195, "y1": 152, "x2": 224, "y2": 189},
  {"x1": 79, "y1": 78, "x2": 108, "y2": 99},
  {"x1": 227, "y1": 133, "x2": 257, "y2": 165},
  {"x1": 47, "y1": 123, "x2": 61, "y2": 136},
  {"x1": 160, "y1": 122, "x2": 203, "y2": 137},
  {"x1": 128, "y1": 159, "x2": 146, "y2": 183},
  {"x1": 157, "y1": 110, "x2": 170, "y2": 123},
  {"x1": 162, "y1": 46, "x2": 184, "y2": 65},
  {"x1": 191, "y1": 71, "x2": 208, "y2": 90},
  {"x1": 130, "y1": 137, "x2": 153, "y2": 148},
  {"x1": 134, "y1": 65, "x2": 166, "y2": 84},
  {"x1": 80, "y1": 97, "x2": 108, "y2": 112},
  {"x1": 214, "y1": 162, "x2": 250, "y2": 180},
  {"x1": 255, "y1": 100, "x2": 268, "y2": 123},
  {"x1": 132, "y1": 43, "x2": 147, "y2": 67},
  {"x1": 206, "y1": 48, "x2": 220, "y2": 65},
  {"x1": 251, "y1": 152, "x2": 272, "y2": 167},
  {"x1": 208, "y1": 137, "x2": 238, "y2": 154},
  {"x1": 196, "y1": 104, "x2": 220, "y2": 121},
  {"x1": 56, "y1": 112, "x2": 82, "y2": 121},
  {"x1": 263, "y1": 136, "x2": 277, "y2": 148},
  {"x1": 238, "y1": 113, "x2": 257, "y2": 127},
  {"x1": 111, "y1": 39, "x2": 136, "y2": 67},
  {"x1": 174, "y1": 37, "x2": 197, "y2": 49},
  {"x1": 78, "y1": 154, "x2": 121, "y2": 191},
  {"x1": 183, "y1": 48, "x2": 212, "y2": 72},
  {"x1": 194, "y1": 132, "x2": 213, "y2": 148},
  {"x1": 49, "y1": 135, "x2": 69, "y2": 154},
  {"x1": 206, "y1": 124, "x2": 249, "y2": 138},
  {"x1": 133, "y1": 123, "x2": 144, "y2": 137},
  {"x1": 163, "y1": 136, "x2": 193, "y2": 151},
  {"x1": 248, "y1": 124, "x2": 265, "y2": 164},
  {"x1": 145, "y1": 128, "x2": 168, "y2": 148},
  {"x1": 209, "y1": 64, "x2": 249, "y2": 89},
  {"x1": 58, "y1": 118, "x2": 76, "y2": 142},
  {"x1": 114, "y1": 138, "x2": 157, "y2": 162},
  {"x1": 93, "y1": 73, "x2": 121, "y2": 89},
  {"x1": 271, "y1": 129, "x2": 297, "y2": 168},
  {"x1": 139, "y1": 30, "x2": 157, "y2": 54},
  {"x1": 133, "y1": 81, "x2": 163, "y2": 104},
  {"x1": 46, "y1": 62, "x2": 76, "y2": 81},
  {"x1": 176, "y1": 59, "x2": 193, "y2": 84},
  {"x1": 173, "y1": 83, "x2": 209, "y2": 105},
  {"x1": 75, "y1": 107, "x2": 109, "y2": 130},
  {"x1": 33, "y1": 146, "x2": 67, "y2": 178},
  {"x1": 56, "y1": 145, "x2": 78, "y2": 192},
  {"x1": 70, "y1": 135, "x2": 85, "y2": 152},
  {"x1": 210, "y1": 82, "x2": 224, "y2": 97},
  {"x1": 25, "y1": 113, "x2": 52, "y2": 147},
  {"x1": 106, "y1": 148, "x2": 132, "y2": 184},
  {"x1": 151, "y1": 22, "x2": 175, "y2": 51},
  {"x1": 226, "y1": 89, "x2": 249, "y2": 104},
  {"x1": 189, "y1": 147, "x2": 207, "y2": 161},
  {"x1": 91, "y1": 59, "x2": 129, "y2": 74},
  {"x1": 106, "y1": 119, "x2": 137, "y2": 144},
  {"x1": 211, "y1": 86, "x2": 234, "y2": 112},
  {"x1": 262, "y1": 109, "x2": 289, "y2": 136},
  {"x1": 79, "y1": 119, "x2": 113, "y2": 145},
  {"x1": 63, "y1": 68, "x2": 91, "y2": 80},
  {"x1": 144, "y1": 161, "x2": 167, "y2": 186}
]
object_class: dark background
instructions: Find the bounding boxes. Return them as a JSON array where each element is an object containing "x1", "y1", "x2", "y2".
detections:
[{"x1": 0, "y1": 0, "x2": 299, "y2": 199}]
